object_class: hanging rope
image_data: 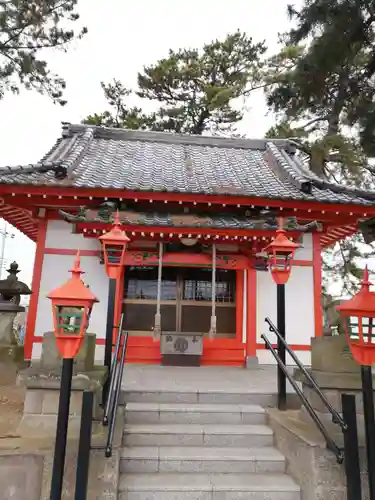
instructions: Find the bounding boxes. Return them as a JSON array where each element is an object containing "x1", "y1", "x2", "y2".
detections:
[
  {"x1": 209, "y1": 243, "x2": 217, "y2": 339},
  {"x1": 153, "y1": 242, "x2": 163, "y2": 341}
]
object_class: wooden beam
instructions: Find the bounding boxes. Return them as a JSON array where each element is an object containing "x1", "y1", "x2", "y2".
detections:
[{"x1": 0, "y1": 184, "x2": 374, "y2": 215}]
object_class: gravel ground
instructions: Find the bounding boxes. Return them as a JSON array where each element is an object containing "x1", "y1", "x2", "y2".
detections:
[{"x1": 0, "y1": 384, "x2": 25, "y2": 437}]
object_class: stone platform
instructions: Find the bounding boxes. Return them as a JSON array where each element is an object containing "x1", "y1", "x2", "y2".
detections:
[{"x1": 121, "y1": 364, "x2": 300, "y2": 407}]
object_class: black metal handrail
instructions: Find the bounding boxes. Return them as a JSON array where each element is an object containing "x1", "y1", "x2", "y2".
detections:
[
  {"x1": 261, "y1": 333, "x2": 344, "y2": 463},
  {"x1": 104, "y1": 324, "x2": 128, "y2": 458},
  {"x1": 103, "y1": 313, "x2": 125, "y2": 426},
  {"x1": 265, "y1": 317, "x2": 347, "y2": 431}
]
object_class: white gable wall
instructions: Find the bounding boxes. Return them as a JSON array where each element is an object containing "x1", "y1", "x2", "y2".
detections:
[
  {"x1": 32, "y1": 220, "x2": 108, "y2": 361},
  {"x1": 255, "y1": 233, "x2": 314, "y2": 365},
  {"x1": 45, "y1": 220, "x2": 101, "y2": 251}
]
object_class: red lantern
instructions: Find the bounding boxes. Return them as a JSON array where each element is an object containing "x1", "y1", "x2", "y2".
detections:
[
  {"x1": 262, "y1": 219, "x2": 300, "y2": 285},
  {"x1": 99, "y1": 211, "x2": 130, "y2": 279},
  {"x1": 336, "y1": 267, "x2": 375, "y2": 366},
  {"x1": 47, "y1": 251, "x2": 99, "y2": 359}
]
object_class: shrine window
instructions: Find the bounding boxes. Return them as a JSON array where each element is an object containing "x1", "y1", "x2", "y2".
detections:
[
  {"x1": 125, "y1": 266, "x2": 177, "y2": 300},
  {"x1": 183, "y1": 268, "x2": 235, "y2": 303}
]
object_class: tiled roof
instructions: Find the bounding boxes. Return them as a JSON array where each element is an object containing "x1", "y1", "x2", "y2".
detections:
[
  {"x1": 59, "y1": 208, "x2": 321, "y2": 232},
  {"x1": 0, "y1": 123, "x2": 374, "y2": 205}
]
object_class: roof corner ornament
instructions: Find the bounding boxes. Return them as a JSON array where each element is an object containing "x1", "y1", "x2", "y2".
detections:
[{"x1": 54, "y1": 165, "x2": 68, "y2": 180}]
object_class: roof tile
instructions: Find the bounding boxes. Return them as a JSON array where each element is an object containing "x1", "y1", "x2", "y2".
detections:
[{"x1": 0, "y1": 124, "x2": 373, "y2": 206}]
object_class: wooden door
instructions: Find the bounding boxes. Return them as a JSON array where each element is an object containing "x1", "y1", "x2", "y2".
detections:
[
  {"x1": 123, "y1": 266, "x2": 179, "y2": 334},
  {"x1": 123, "y1": 266, "x2": 236, "y2": 338},
  {"x1": 178, "y1": 268, "x2": 236, "y2": 337}
]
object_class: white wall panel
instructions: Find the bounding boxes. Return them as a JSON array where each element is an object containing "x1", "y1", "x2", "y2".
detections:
[
  {"x1": 35, "y1": 254, "x2": 109, "y2": 344},
  {"x1": 256, "y1": 264, "x2": 314, "y2": 364},
  {"x1": 45, "y1": 220, "x2": 101, "y2": 251},
  {"x1": 294, "y1": 233, "x2": 313, "y2": 260}
]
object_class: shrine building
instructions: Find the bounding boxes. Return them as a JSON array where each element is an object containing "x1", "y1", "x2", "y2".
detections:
[{"x1": 1, "y1": 123, "x2": 375, "y2": 367}]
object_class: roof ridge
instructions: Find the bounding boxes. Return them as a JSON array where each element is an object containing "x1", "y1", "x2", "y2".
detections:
[
  {"x1": 60, "y1": 128, "x2": 94, "y2": 174},
  {"x1": 265, "y1": 142, "x2": 313, "y2": 195},
  {"x1": 63, "y1": 122, "x2": 292, "y2": 151},
  {"x1": 0, "y1": 162, "x2": 61, "y2": 176},
  {"x1": 290, "y1": 155, "x2": 375, "y2": 201},
  {"x1": 0, "y1": 132, "x2": 75, "y2": 176}
]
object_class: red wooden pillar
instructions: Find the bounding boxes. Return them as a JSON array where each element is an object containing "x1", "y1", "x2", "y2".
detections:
[
  {"x1": 25, "y1": 217, "x2": 47, "y2": 359},
  {"x1": 236, "y1": 270, "x2": 244, "y2": 343},
  {"x1": 246, "y1": 268, "x2": 257, "y2": 359}
]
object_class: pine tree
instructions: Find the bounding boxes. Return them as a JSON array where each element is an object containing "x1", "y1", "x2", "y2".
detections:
[
  {"x1": 285, "y1": 0, "x2": 375, "y2": 157},
  {"x1": 83, "y1": 31, "x2": 266, "y2": 135},
  {"x1": 263, "y1": 10, "x2": 375, "y2": 301},
  {"x1": 84, "y1": 81, "x2": 157, "y2": 129},
  {"x1": 0, "y1": 0, "x2": 87, "y2": 104}
]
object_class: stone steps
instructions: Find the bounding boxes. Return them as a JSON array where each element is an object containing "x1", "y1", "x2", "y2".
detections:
[
  {"x1": 119, "y1": 394, "x2": 300, "y2": 499},
  {"x1": 118, "y1": 473, "x2": 301, "y2": 500},
  {"x1": 125, "y1": 402, "x2": 267, "y2": 425},
  {"x1": 120, "y1": 446, "x2": 286, "y2": 473},
  {"x1": 120, "y1": 390, "x2": 279, "y2": 406},
  {"x1": 123, "y1": 423, "x2": 274, "y2": 448}
]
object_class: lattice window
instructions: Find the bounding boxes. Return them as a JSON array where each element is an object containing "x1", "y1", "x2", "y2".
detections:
[{"x1": 183, "y1": 269, "x2": 235, "y2": 303}]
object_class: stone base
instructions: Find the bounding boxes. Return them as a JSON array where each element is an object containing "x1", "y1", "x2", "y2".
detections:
[
  {"x1": 268, "y1": 408, "x2": 369, "y2": 500},
  {"x1": 0, "y1": 344, "x2": 27, "y2": 385},
  {"x1": 0, "y1": 408, "x2": 124, "y2": 500},
  {"x1": 17, "y1": 366, "x2": 107, "y2": 438},
  {"x1": 311, "y1": 335, "x2": 360, "y2": 374},
  {"x1": 245, "y1": 355, "x2": 259, "y2": 369},
  {"x1": 294, "y1": 368, "x2": 374, "y2": 432},
  {"x1": 0, "y1": 309, "x2": 23, "y2": 345},
  {"x1": 40, "y1": 331, "x2": 96, "y2": 374}
]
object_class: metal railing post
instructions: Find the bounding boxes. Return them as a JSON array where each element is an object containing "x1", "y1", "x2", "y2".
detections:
[
  {"x1": 50, "y1": 358, "x2": 74, "y2": 500},
  {"x1": 103, "y1": 277, "x2": 117, "y2": 406},
  {"x1": 105, "y1": 330, "x2": 128, "y2": 458},
  {"x1": 74, "y1": 391, "x2": 94, "y2": 500},
  {"x1": 276, "y1": 284, "x2": 287, "y2": 410},
  {"x1": 341, "y1": 394, "x2": 362, "y2": 500},
  {"x1": 103, "y1": 314, "x2": 124, "y2": 425}
]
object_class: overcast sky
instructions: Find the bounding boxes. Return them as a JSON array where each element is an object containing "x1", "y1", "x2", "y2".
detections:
[{"x1": 0, "y1": 0, "x2": 301, "y2": 288}]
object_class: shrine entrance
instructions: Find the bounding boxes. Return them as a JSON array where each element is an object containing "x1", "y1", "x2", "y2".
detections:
[{"x1": 122, "y1": 266, "x2": 236, "y2": 338}]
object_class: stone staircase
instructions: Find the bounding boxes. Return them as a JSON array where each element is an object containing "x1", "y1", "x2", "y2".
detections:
[{"x1": 118, "y1": 390, "x2": 300, "y2": 500}]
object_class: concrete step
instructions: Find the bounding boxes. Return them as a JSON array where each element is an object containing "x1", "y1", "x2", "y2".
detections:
[
  {"x1": 118, "y1": 472, "x2": 301, "y2": 500},
  {"x1": 125, "y1": 402, "x2": 266, "y2": 425},
  {"x1": 121, "y1": 390, "x2": 279, "y2": 407},
  {"x1": 120, "y1": 446, "x2": 286, "y2": 473},
  {"x1": 122, "y1": 423, "x2": 274, "y2": 447}
]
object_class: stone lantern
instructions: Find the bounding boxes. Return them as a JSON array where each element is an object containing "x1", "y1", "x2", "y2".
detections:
[{"x1": 0, "y1": 261, "x2": 31, "y2": 384}]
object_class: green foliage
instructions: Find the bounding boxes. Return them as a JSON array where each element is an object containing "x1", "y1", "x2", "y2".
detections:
[
  {"x1": 263, "y1": 0, "x2": 375, "y2": 300},
  {"x1": 0, "y1": 0, "x2": 87, "y2": 104},
  {"x1": 84, "y1": 31, "x2": 266, "y2": 135},
  {"x1": 263, "y1": 41, "x2": 371, "y2": 181},
  {"x1": 84, "y1": 81, "x2": 157, "y2": 129},
  {"x1": 284, "y1": 0, "x2": 375, "y2": 158}
]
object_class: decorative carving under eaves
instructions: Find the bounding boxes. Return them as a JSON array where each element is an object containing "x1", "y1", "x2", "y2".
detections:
[{"x1": 59, "y1": 203, "x2": 322, "y2": 232}]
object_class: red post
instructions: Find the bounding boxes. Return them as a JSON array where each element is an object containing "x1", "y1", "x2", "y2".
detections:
[
  {"x1": 236, "y1": 271, "x2": 244, "y2": 344},
  {"x1": 25, "y1": 218, "x2": 47, "y2": 359},
  {"x1": 246, "y1": 269, "x2": 257, "y2": 359}
]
